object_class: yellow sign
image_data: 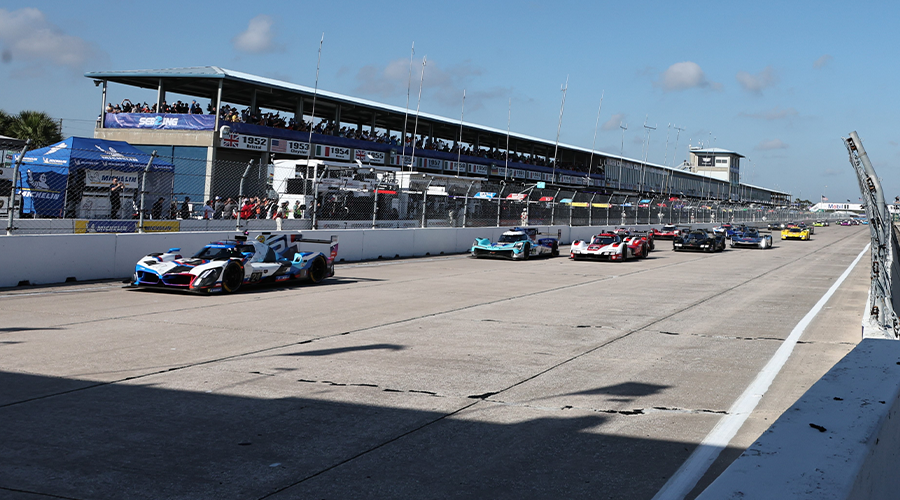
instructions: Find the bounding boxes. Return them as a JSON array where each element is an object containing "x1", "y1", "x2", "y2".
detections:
[
  {"x1": 570, "y1": 202, "x2": 589, "y2": 208},
  {"x1": 74, "y1": 220, "x2": 180, "y2": 233},
  {"x1": 592, "y1": 203, "x2": 611, "y2": 208}
]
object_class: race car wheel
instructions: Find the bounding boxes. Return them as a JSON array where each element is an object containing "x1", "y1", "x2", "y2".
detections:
[
  {"x1": 307, "y1": 256, "x2": 328, "y2": 284},
  {"x1": 552, "y1": 243, "x2": 559, "y2": 257},
  {"x1": 641, "y1": 244, "x2": 649, "y2": 258},
  {"x1": 221, "y1": 261, "x2": 243, "y2": 294},
  {"x1": 522, "y1": 243, "x2": 531, "y2": 260}
]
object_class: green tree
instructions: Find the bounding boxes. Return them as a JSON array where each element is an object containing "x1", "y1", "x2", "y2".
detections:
[
  {"x1": 3, "y1": 110, "x2": 63, "y2": 149},
  {"x1": 0, "y1": 109, "x2": 10, "y2": 136}
]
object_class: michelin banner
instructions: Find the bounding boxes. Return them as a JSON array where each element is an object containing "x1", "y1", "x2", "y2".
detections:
[
  {"x1": 104, "y1": 113, "x2": 216, "y2": 131},
  {"x1": 74, "y1": 220, "x2": 180, "y2": 233}
]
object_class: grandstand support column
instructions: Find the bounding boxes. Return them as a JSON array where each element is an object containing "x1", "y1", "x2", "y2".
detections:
[
  {"x1": 98, "y1": 80, "x2": 107, "y2": 129},
  {"x1": 156, "y1": 79, "x2": 165, "y2": 112},
  {"x1": 213, "y1": 80, "x2": 223, "y2": 131},
  {"x1": 294, "y1": 99, "x2": 304, "y2": 126},
  {"x1": 335, "y1": 105, "x2": 341, "y2": 129},
  {"x1": 371, "y1": 112, "x2": 377, "y2": 134},
  {"x1": 204, "y1": 145, "x2": 216, "y2": 202},
  {"x1": 250, "y1": 89, "x2": 258, "y2": 117}
]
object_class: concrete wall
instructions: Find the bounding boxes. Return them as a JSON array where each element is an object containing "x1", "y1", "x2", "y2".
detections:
[
  {"x1": 0, "y1": 224, "x2": 719, "y2": 288},
  {"x1": 697, "y1": 338, "x2": 900, "y2": 500}
]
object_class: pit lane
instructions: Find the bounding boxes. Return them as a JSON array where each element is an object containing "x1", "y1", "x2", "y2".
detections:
[{"x1": 0, "y1": 225, "x2": 870, "y2": 499}]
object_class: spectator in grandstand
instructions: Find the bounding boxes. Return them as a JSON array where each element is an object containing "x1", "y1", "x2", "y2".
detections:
[
  {"x1": 293, "y1": 201, "x2": 303, "y2": 219},
  {"x1": 169, "y1": 198, "x2": 178, "y2": 220}
]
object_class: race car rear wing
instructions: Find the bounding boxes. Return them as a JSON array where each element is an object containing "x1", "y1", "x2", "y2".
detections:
[{"x1": 259, "y1": 232, "x2": 339, "y2": 263}]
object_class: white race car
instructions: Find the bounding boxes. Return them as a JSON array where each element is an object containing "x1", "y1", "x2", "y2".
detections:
[
  {"x1": 570, "y1": 232, "x2": 648, "y2": 261},
  {"x1": 131, "y1": 232, "x2": 338, "y2": 294}
]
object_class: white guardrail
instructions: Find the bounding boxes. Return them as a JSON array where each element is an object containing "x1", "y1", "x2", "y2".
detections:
[{"x1": 0, "y1": 224, "x2": 725, "y2": 288}]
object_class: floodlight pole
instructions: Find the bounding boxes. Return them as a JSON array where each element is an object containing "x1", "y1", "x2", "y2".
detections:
[
  {"x1": 137, "y1": 151, "x2": 158, "y2": 233},
  {"x1": 303, "y1": 33, "x2": 324, "y2": 207},
  {"x1": 551, "y1": 76, "x2": 568, "y2": 185},
  {"x1": 401, "y1": 42, "x2": 414, "y2": 162},
  {"x1": 619, "y1": 122, "x2": 627, "y2": 190},
  {"x1": 409, "y1": 56, "x2": 427, "y2": 172},
  {"x1": 587, "y1": 92, "x2": 604, "y2": 184},
  {"x1": 6, "y1": 140, "x2": 31, "y2": 236},
  {"x1": 236, "y1": 160, "x2": 253, "y2": 231}
]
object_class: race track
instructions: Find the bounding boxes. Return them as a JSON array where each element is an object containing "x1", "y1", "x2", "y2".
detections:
[{"x1": 0, "y1": 225, "x2": 870, "y2": 499}]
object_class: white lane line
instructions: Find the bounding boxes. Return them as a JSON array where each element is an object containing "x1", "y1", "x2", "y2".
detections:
[{"x1": 652, "y1": 242, "x2": 871, "y2": 500}]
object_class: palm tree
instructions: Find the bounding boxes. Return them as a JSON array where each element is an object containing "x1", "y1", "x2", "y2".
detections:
[
  {"x1": 4, "y1": 110, "x2": 63, "y2": 148},
  {"x1": 0, "y1": 109, "x2": 10, "y2": 136}
]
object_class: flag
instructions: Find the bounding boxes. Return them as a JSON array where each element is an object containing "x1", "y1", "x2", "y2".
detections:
[
  {"x1": 270, "y1": 138, "x2": 286, "y2": 153},
  {"x1": 821, "y1": 195, "x2": 828, "y2": 201}
]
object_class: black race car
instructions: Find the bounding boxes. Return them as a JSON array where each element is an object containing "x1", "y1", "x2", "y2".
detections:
[{"x1": 673, "y1": 229, "x2": 726, "y2": 252}]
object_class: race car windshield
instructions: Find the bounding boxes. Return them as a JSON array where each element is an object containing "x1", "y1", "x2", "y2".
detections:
[
  {"x1": 591, "y1": 236, "x2": 617, "y2": 245},
  {"x1": 192, "y1": 246, "x2": 244, "y2": 260},
  {"x1": 498, "y1": 234, "x2": 527, "y2": 243},
  {"x1": 788, "y1": 228, "x2": 801, "y2": 233}
]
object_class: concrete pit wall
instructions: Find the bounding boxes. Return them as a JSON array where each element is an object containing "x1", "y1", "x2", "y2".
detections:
[
  {"x1": 697, "y1": 338, "x2": 900, "y2": 500},
  {"x1": 0, "y1": 224, "x2": 721, "y2": 288}
]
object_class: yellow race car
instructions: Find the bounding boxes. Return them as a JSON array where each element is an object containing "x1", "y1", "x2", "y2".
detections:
[{"x1": 781, "y1": 226, "x2": 811, "y2": 240}]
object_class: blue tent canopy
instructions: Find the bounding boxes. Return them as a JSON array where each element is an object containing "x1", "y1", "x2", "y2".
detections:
[
  {"x1": 18, "y1": 137, "x2": 174, "y2": 172},
  {"x1": 15, "y1": 137, "x2": 175, "y2": 216}
]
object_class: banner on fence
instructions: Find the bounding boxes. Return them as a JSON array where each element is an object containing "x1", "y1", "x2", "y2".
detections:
[
  {"x1": 474, "y1": 192, "x2": 496, "y2": 199},
  {"x1": 74, "y1": 220, "x2": 180, "y2": 233}
]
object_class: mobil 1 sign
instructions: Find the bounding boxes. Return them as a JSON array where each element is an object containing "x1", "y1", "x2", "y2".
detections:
[{"x1": 221, "y1": 132, "x2": 269, "y2": 151}]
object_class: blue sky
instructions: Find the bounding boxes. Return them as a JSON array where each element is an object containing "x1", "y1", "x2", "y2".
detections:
[{"x1": 1, "y1": 0, "x2": 896, "y2": 203}]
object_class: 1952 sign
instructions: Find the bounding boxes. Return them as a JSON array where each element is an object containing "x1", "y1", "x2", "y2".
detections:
[{"x1": 220, "y1": 132, "x2": 269, "y2": 151}]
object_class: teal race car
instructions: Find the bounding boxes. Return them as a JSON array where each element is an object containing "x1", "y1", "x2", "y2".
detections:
[{"x1": 471, "y1": 227, "x2": 559, "y2": 260}]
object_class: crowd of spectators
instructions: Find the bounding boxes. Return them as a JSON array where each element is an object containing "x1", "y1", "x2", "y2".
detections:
[
  {"x1": 141, "y1": 195, "x2": 306, "y2": 221},
  {"x1": 106, "y1": 96, "x2": 587, "y2": 173},
  {"x1": 106, "y1": 99, "x2": 205, "y2": 115}
]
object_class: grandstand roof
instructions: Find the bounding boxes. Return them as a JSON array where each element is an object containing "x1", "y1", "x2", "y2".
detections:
[{"x1": 85, "y1": 66, "x2": 654, "y2": 171}]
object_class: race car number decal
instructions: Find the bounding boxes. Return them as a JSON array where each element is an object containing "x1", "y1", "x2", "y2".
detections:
[{"x1": 249, "y1": 272, "x2": 263, "y2": 283}]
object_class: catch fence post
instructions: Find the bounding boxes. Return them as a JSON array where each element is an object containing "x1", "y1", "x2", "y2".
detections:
[
  {"x1": 137, "y1": 150, "x2": 157, "y2": 233},
  {"x1": 5, "y1": 140, "x2": 30, "y2": 236}
]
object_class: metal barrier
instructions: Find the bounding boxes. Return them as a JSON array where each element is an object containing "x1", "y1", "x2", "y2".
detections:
[{"x1": 843, "y1": 131, "x2": 900, "y2": 338}]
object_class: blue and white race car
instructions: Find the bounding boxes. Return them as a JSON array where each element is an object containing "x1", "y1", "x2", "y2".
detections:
[
  {"x1": 730, "y1": 227, "x2": 773, "y2": 249},
  {"x1": 470, "y1": 227, "x2": 559, "y2": 260},
  {"x1": 131, "y1": 232, "x2": 338, "y2": 294}
]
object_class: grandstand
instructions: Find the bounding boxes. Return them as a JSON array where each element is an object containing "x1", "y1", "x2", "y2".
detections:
[{"x1": 84, "y1": 66, "x2": 790, "y2": 206}]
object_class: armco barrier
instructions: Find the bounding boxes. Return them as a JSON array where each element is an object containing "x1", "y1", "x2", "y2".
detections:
[
  {"x1": 697, "y1": 338, "x2": 900, "y2": 500},
  {"x1": 0, "y1": 224, "x2": 721, "y2": 288}
]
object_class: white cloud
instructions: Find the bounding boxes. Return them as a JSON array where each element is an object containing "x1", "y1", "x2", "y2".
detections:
[
  {"x1": 601, "y1": 113, "x2": 626, "y2": 131},
  {"x1": 656, "y1": 62, "x2": 720, "y2": 91},
  {"x1": 740, "y1": 106, "x2": 798, "y2": 120},
  {"x1": 232, "y1": 15, "x2": 280, "y2": 54},
  {"x1": 0, "y1": 8, "x2": 106, "y2": 74},
  {"x1": 354, "y1": 57, "x2": 507, "y2": 111},
  {"x1": 736, "y1": 66, "x2": 778, "y2": 94},
  {"x1": 755, "y1": 139, "x2": 789, "y2": 150},
  {"x1": 813, "y1": 54, "x2": 833, "y2": 69}
]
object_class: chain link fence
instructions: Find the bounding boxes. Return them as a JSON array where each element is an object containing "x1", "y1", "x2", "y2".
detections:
[{"x1": 4, "y1": 146, "x2": 835, "y2": 234}]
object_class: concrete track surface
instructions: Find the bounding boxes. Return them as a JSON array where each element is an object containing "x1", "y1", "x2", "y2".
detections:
[{"x1": 0, "y1": 225, "x2": 870, "y2": 499}]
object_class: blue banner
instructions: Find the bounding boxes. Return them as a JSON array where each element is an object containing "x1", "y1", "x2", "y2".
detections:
[
  {"x1": 104, "y1": 113, "x2": 215, "y2": 131},
  {"x1": 19, "y1": 166, "x2": 67, "y2": 216}
]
